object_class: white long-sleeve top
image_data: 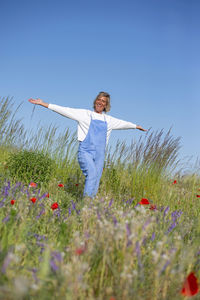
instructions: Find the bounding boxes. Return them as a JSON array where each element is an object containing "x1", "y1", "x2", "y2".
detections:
[{"x1": 48, "y1": 104, "x2": 137, "y2": 144}]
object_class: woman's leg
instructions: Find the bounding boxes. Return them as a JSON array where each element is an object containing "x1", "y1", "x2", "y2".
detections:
[
  {"x1": 93, "y1": 155, "x2": 104, "y2": 196},
  {"x1": 78, "y1": 150, "x2": 97, "y2": 197}
]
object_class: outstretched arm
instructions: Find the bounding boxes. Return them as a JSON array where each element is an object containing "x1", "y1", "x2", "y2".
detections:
[
  {"x1": 28, "y1": 98, "x2": 49, "y2": 108},
  {"x1": 28, "y1": 98, "x2": 89, "y2": 122},
  {"x1": 109, "y1": 115, "x2": 147, "y2": 132}
]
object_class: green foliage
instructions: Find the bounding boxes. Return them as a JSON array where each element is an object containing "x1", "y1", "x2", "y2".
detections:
[
  {"x1": 102, "y1": 164, "x2": 122, "y2": 196},
  {"x1": 6, "y1": 150, "x2": 55, "y2": 185}
]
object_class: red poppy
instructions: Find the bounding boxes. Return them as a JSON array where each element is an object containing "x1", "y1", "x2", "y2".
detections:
[
  {"x1": 109, "y1": 298, "x2": 116, "y2": 300},
  {"x1": 10, "y1": 199, "x2": 15, "y2": 205},
  {"x1": 75, "y1": 247, "x2": 85, "y2": 255},
  {"x1": 29, "y1": 182, "x2": 37, "y2": 187},
  {"x1": 196, "y1": 195, "x2": 200, "y2": 198},
  {"x1": 58, "y1": 183, "x2": 64, "y2": 187},
  {"x1": 30, "y1": 197, "x2": 37, "y2": 203},
  {"x1": 149, "y1": 204, "x2": 156, "y2": 210},
  {"x1": 51, "y1": 202, "x2": 59, "y2": 210},
  {"x1": 139, "y1": 198, "x2": 150, "y2": 205},
  {"x1": 173, "y1": 180, "x2": 177, "y2": 184},
  {"x1": 46, "y1": 193, "x2": 50, "y2": 198},
  {"x1": 75, "y1": 184, "x2": 79, "y2": 187},
  {"x1": 181, "y1": 272, "x2": 199, "y2": 297}
]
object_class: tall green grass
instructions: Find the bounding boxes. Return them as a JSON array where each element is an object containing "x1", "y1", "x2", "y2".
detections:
[{"x1": 0, "y1": 96, "x2": 183, "y2": 201}]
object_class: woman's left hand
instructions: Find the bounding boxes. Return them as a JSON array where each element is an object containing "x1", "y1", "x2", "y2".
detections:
[{"x1": 136, "y1": 125, "x2": 147, "y2": 132}]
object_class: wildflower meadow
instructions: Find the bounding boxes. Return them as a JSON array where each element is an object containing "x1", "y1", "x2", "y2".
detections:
[{"x1": 0, "y1": 97, "x2": 200, "y2": 300}]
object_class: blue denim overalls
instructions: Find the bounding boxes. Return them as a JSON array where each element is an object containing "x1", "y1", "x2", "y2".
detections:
[{"x1": 78, "y1": 113, "x2": 107, "y2": 198}]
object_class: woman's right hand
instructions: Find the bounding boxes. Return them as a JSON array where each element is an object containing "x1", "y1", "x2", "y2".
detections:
[
  {"x1": 28, "y1": 98, "x2": 43, "y2": 105},
  {"x1": 28, "y1": 98, "x2": 49, "y2": 108}
]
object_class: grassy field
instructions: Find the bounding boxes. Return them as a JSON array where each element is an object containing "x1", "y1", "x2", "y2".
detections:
[{"x1": 0, "y1": 97, "x2": 200, "y2": 300}]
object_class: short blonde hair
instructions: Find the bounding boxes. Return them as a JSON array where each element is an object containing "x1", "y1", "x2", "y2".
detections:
[{"x1": 93, "y1": 91, "x2": 111, "y2": 113}]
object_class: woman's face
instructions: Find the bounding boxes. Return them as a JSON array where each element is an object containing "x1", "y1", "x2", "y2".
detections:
[{"x1": 94, "y1": 96, "x2": 107, "y2": 114}]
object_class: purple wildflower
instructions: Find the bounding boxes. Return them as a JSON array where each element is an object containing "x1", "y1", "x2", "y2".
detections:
[
  {"x1": 126, "y1": 223, "x2": 131, "y2": 236},
  {"x1": 142, "y1": 236, "x2": 147, "y2": 245},
  {"x1": 52, "y1": 251, "x2": 62, "y2": 263},
  {"x1": 36, "y1": 208, "x2": 45, "y2": 219},
  {"x1": 26, "y1": 189, "x2": 30, "y2": 200},
  {"x1": 159, "y1": 260, "x2": 170, "y2": 275},
  {"x1": 84, "y1": 231, "x2": 90, "y2": 239},
  {"x1": 171, "y1": 210, "x2": 183, "y2": 221},
  {"x1": 36, "y1": 242, "x2": 46, "y2": 248},
  {"x1": 28, "y1": 267, "x2": 38, "y2": 282},
  {"x1": 53, "y1": 208, "x2": 61, "y2": 218},
  {"x1": 1, "y1": 253, "x2": 12, "y2": 274},
  {"x1": 127, "y1": 240, "x2": 132, "y2": 247},
  {"x1": 36, "y1": 240, "x2": 46, "y2": 253},
  {"x1": 11, "y1": 182, "x2": 22, "y2": 197},
  {"x1": 32, "y1": 267, "x2": 38, "y2": 272},
  {"x1": 160, "y1": 206, "x2": 165, "y2": 212},
  {"x1": 108, "y1": 198, "x2": 113, "y2": 208},
  {"x1": 151, "y1": 232, "x2": 156, "y2": 241},
  {"x1": 50, "y1": 251, "x2": 62, "y2": 273},
  {"x1": 33, "y1": 233, "x2": 46, "y2": 241},
  {"x1": 142, "y1": 218, "x2": 151, "y2": 230},
  {"x1": 38, "y1": 193, "x2": 48, "y2": 201},
  {"x1": 76, "y1": 209, "x2": 80, "y2": 215},
  {"x1": 2, "y1": 215, "x2": 10, "y2": 223},
  {"x1": 32, "y1": 268, "x2": 38, "y2": 282},
  {"x1": 4, "y1": 181, "x2": 11, "y2": 197},
  {"x1": 127, "y1": 198, "x2": 134, "y2": 206},
  {"x1": 156, "y1": 215, "x2": 160, "y2": 224},
  {"x1": 170, "y1": 248, "x2": 177, "y2": 255},
  {"x1": 167, "y1": 222, "x2": 177, "y2": 233},
  {"x1": 126, "y1": 223, "x2": 132, "y2": 247},
  {"x1": 135, "y1": 241, "x2": 143, "y2": 269},
  {"x1": 125, "y1": 199, "x2": 129, "y2": 205},
  {"x1": 113, "y1": 216, "x2": 118, "y2": 226},
  {"x1": 0, "y1": 198, "x2": 6, "y2": 208},
  {"x1": 163, "y1": 206, "x2": 170, "y2": 217},
  {"x1": 134, "y1": 203, "x2": 140, "y2": 208},
  {"x1": 171, "y1": 211, "x2": 177, "y2": 219},
  {"x1": 135, "y1": 242, "x2": 140, "y2": 255},
  {"x1": 71, "y1": 200, "x2": 76, "y2": 210},
  {"x1": 50, "y1": 259, "x2": 59, "y2": 272}
]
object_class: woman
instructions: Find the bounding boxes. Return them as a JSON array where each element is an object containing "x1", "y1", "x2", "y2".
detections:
[{"x1": 28, "y1": 92, "x2": 146, "y2": 198}]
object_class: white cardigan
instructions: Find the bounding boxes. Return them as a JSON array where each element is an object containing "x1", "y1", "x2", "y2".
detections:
[{"x1": 48, "y1": 104, "x2": 137, "y2": 144}]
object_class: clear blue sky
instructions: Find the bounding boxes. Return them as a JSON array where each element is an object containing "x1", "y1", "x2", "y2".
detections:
[{"x1": 0, "y1": 0, "x2": 199, "y2": 164}]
